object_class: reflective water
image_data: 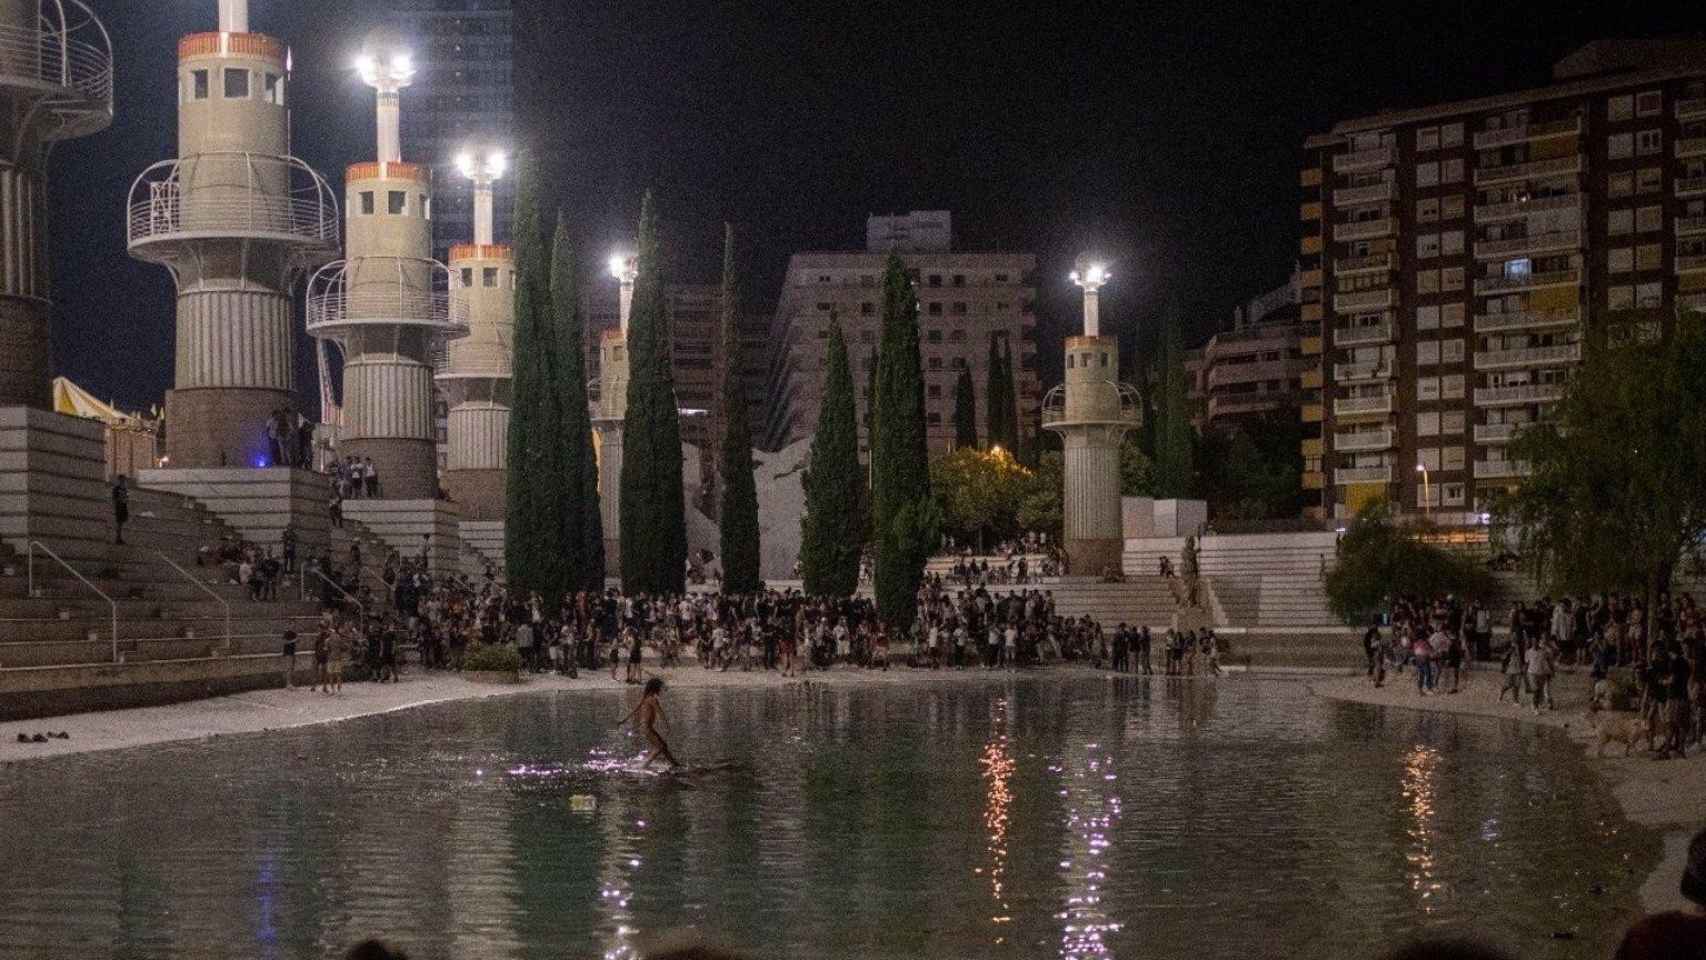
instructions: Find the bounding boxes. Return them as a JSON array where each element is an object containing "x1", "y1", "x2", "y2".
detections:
[{"x1": 0, "y1": 678, "x2": 1655, "y2": 960}]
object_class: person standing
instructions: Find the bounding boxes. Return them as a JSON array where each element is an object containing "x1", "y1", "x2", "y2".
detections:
[
  {"x1": 313, "y1": 627, "x2": 330, "y2": 692},
  {"x1": 364, "y1": 457, "x2": 380, "y2": 498},
  {"x1": 1525, "y1": 634, "x2": 1555, "y2": 715},
  {"x1": 1139, "y1": 626, "x2": 1153, "y2": 676},
  {"x1": 281, "y1": 629, "x2": 298, "y2": 689},
  {"x1": 111, "y1": 475, "x2": 129, "y2": 546},
  {"x1": 281, "y1": 526, "x2": 298, "y2": 575}
]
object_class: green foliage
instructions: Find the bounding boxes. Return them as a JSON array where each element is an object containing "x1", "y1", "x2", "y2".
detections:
[
  {"x1": 800, "y1": 319, "x2": 864, "y2": 597},
  {"x1": 551, "y1": 213, "x2": 605, "y2": 592},
  {"x1": 715, "y1": 224, "x2": 761, "y2": 593},
  {"x1": 617, "y1": 192, "x2": 687, "y2": 595},
  {"x1": 1198, "y1": 415, "x2": 1304, "y2": 523},
  {"x1": 870, "y1": 256, "x2": 936, "y2": 629},
  {"x1": 1120, "y1": 438, "x2": 1155, "y2": 497},
  {"x1": 463, "y1": 643, "x2": 521, "y2": 674},
  {"x1": 1324, "y1": 500, "x2": 1494, "y2": 625},
  {"x1": 1017, "y1": 451, "x2": 1064, "y2": 537},
  {"x1": 930, "y1": 446, "x2": 1031, "y2": 544},
  {"x1": 1151, "y1": 308, "x2": 1196, "y2": 497},
  {"x1": 1497, "y1": 313, "x2": 1706, "y2": 601},
  {"x1": 504, "y1": 152, "x2": 572, "y2": 600},
  {"x1": 952, "y1": 366, "x2": 977, "y2": 448}
]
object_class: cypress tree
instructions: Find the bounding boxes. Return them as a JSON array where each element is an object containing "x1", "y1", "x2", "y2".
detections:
[
  {"x1": 1153, "y1": 308, "x2": 1196, "y2": 497},
  {"x1": 715, "y1": 224, "x2": 761, "y2": 593},
  {"x1": 550, "y1": 212, "x2": 604, "y2": 592},
  {"x1": 1001, "y1": 335, "x2": 1028, "y2": 465},
  {"x1": 863, "y1": 348, "x2": 878, "y2": 455},
  {"x1": 985, "y1": 333, "x2": 1008, "y2": 450},
  {"x1": 504, "y1": 152, "x2": 570, "y2": 598},
  {"x1": 870, "y1": 255, "x2": 938, "y2": 630},
  {"x1": 618, "y1": 192, "x2": 687, "y2": 594},
  {"x1": 952, "y1": 365, "x2": 977, "y2": 449},
  {"x1": 799, "y1": 317, "x2": 863, "y2": 597}
]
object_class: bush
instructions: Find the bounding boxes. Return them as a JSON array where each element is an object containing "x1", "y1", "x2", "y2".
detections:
[
  {"x1": 462, "y1": 643, "x2": 521, "y2": 674},
  {"x1": 1324, "y1": 498, "x2": 1494, "y2": 625}
]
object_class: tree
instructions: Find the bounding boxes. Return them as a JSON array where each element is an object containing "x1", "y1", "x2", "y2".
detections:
[
  {"x1": 504, "y1": 152, "x2": 571, "y2": 599},
  {"x1": 1324, "y1": 499, "x2": 1494, "y2": 624},
  {"x1": 952, "y1": 366, "x2": 977, "y2": 448},
  {"x1": 799, "y1": 318, "x2": 864, "y2": 597},
  {"x1": 931, "y1": 446, "x2": 1030, "y2": 548},
  {"x1": 1498, "y1": 313, "x2": 1706, "y2": 610},
  {"x1": 870, "y1": 255, "x2": 939, "y2": 629},
  {"x1": 550, "y1": 212, "x2": 605, "y2": 592},
  {"x1": 1001, "y1": 335, "x2": 1028, "y2": 464},
  {"x1": 714, "y1": 224, "x2": 761, "y2": 593},
  {"x1": 985, "y1": 333, "x2": 1012, "y2": 451},
  {"x1": 1197, "y1": 414, "x2": 1304, "y2": 525},
  {"x1": 617, "y1": 192, "x2": 687, "y2": 595},
  {"x1": 1017, "y1": 451, "x2": 1064, "y2": 538},
  {"x1": 1152, "y1": 307, "x2": 1196, "y2": 497}
]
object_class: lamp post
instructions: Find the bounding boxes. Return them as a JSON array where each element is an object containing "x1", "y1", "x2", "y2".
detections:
[
  {"x1": 608, "y1": 254, "x2": 638, "y2": 334},
  {"x1": 1068, "y1": 258, "x2": 1110, "y2": 338},
  {"x1": 454, "y1": 149, "x2": 508, "y2": 246},
  {"x1": 1416, "y1": 463, "x2": 1432, "y2": 520}
]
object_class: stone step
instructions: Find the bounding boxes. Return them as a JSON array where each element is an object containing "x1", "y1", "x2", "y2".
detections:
[
  {"x1": 0, "y1": 612, "x2": 318, "y2": 644},
  {"x1": 0, "y1": 629, "x2": 313, "y2": 669}
]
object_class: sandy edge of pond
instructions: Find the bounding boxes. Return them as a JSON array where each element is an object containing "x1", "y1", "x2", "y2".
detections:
[{"x1": 1311, "y1": 671, "x2": 1706, "y2": 918}]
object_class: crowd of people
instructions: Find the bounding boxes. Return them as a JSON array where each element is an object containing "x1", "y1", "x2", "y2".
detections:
[{"x1": 936, "y1": 532, "x2": 1067, "y2": 587}]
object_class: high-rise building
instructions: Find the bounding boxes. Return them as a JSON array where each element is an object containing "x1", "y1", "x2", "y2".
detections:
[
  {"x1": 761, "y1": 216, "x2": 1039, "y2": 455},
  {"x1": 1299, "y1": 39, "x2": 1706, "y2": 524},
  {"x1": 1186, "y1": 275, "x2": 1308, "y2": 434},
  {"x1": 390, "y1": 0, "x2": 513, "y2": 262}
]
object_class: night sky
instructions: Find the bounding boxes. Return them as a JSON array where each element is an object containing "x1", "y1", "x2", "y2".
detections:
[{"x1": 48, "y1": 1, "x2": 1700, "y2": 414}]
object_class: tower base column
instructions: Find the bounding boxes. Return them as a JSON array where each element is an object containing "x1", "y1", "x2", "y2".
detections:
[
  {"x1": 340, "y1": 437, "x2": 439, "y2": 501},
  {"x1": 165, "y1": 386, "x2": 293, "y2": 469},
  {"x1": 0, "y1": 298, "x2": 51, "y2": 410},
  {"x1": 442, "y1": 468, "x2": 505, "y2": 520},
  {"x1": 1064, "y1": 538, "x2": 1125, "y2": 580}
]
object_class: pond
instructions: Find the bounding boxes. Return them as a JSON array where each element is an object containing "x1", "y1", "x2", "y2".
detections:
[{"x1": 0, "y1": 676, "x2": 1654, "y2": 959}]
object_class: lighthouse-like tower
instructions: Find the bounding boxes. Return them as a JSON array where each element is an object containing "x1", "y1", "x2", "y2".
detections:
[
  {"x1": 593, "y1": 255, "x2": 636, "y2": 570},
  {"x1": 437, "y1": 149, "x2": 512, "y2": 519},
  {"x1": 128, "y1": 0, "x2": 335, "y2": 465},
  {"x1": 0, "y1": 1, "x2": 112, "y2": 407},
  {"x1": 1042, "y1": 256, "x2": 1140, "y2": 577},
  {"x1": 307, "y1": 33, "x2": 465, "y2": 501}
]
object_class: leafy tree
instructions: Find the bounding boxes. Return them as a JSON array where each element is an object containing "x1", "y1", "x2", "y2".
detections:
[
  {"x1": 1197, "y1": 414, "x2": 1304, "y2": 524},
  {"x1": 504, "y1": 152, "x2": 571, "y2": 599},
  {"x1": 799, "y1": 318, "x2": 864, "y2": 597},
  {"x1": 1017, "y1": 451, "x2": 1064, "y2": 538},
  {"x1": 617, "y1": 192, "x2": 687, "y2": 594},
  {"x1": 952, "y1": 366, "x2": 977, "y2": 448},
  {"x1": 1119, "y1": 438, "x2": 1155, "y2": 497},
  {"x1": 1324, "y1": 499, "x2": 1493, "y2": 624},
  {"x1": 1498, "y1": 313, "x2": 1706, "y2": 609},
  {"x1": 1151, "y1": 308, "x2": 1195, "y2": 497},
  {"x1": 550, "y1": 212, "x2": 605, "y2": 592},
  {"x1": 870, "y1": 255, "x2": 939, "y2": 629},
  {"x1": 715, "y1": 224, "x2": 761, "y2": 593},
  {"x1": 930, "y1": 446, "x2": 1030, "y2": 547}
]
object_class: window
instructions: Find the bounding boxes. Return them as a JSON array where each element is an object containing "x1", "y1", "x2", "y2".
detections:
[
  {"x1": 1442, "y1": 374, "x2": 1465, "y2": 399},
  {"x1": 263, "y1": 73, "x2": 283, "y2": 105},
  {"x1": 1442, "y1": 303, "x2": 1466, "y2": 327},
  {"x1": 1637, "y1": 282, "x2": 1662, "y2": 308},
  {"x1": 1417, "y1": 197, "x2": 1440, "y2": 222},
  {"x1": 1441, "y1": 411, "x2": 1465, "y2": 434},
  {"x1": 927, "y1": 274, "x2": 942, "y2": 287},
  {"x1": 481, "y1": 267, "x2": 498, "y2": 288},
  {"x1": 1636, "y1": 90, "x2": 1662, "y2": 117},
  {"x1": 1417, "y1": 376, "x2": 1440, "y2": 401},
  {"x1": 926, "y1": 413, "x2": 941, "y2": 426},
  {"x1": 860, "y1": 302, "x2": 874, "y2": 315},
  {"x1": 814, "y1": 302, "x2": 831, "y2": 312},
  {"x1": 359, "y1": 191, "x2": 375, "y2": 215},
  {"x1": 1608, "y1": 247, "x2": 1634, "y2": 273},
  {"x1": 926, "y1": 329, "x2": 942, "y2": 343},
  {"x1": 951, "y1": 274, "x2": 965, "y2": 287},
  {"x1": 927, "y1": 384, "x2": 942, "y2": 398},
  {"x1": 1608, "y1": 285, "x2": 1634, "y2": 311},
  {"x1": 1067, "y1": 354, "x2": 1075, "y2": 369},
  {"x1": 387, "y1": 191, "x2": 406, "y2": 215},
  {"x1": 951, "y1": 302, "x2": 968, "y2": 315},
  {"x1": 1441, "y1": 195, "x2": 1465, "y2": 220},
  {"x1": 1442, "y1": 267, "x2": 1465, "y2": 292},
  {"x1": 1442, "y1": 446, "x2": 1466, "y2": 471},
  {"x1": 994, "y1": 273, "x2": 1009, "y2": 282},
  {"x1": 1442, "y1": 158, "x2": 1464, "y2": 183},
  {"x1": 1416, "y1": 305, "x2": 1440, "y2": 330},
  {"x1": 1637, "y1": 168, "x2": 1663, "y2": 194},
  {"x1": 1504, "y1": 258, "x2": 1532, "y2": 279},
  {"x1": 1417, "y1": 447, "x2": 1441, "y2": 471},
  {"x1": 223, "y1": 68, "x2": 249, "y2": 99},
  {"x1": 419, "y1": 195, "x2": 430, "y2": 220},
  {"x1": 1608, "y1": 94, "x2": 1634, "y2": 122},
  {"x1": 1417, "y1": 269, "x2": 1440, "y2": 293},
  {"x1": 191, "y1": 69, "x2": 209, "y2": 100},
  {"x1": 1636, "y1": 244, "x2": 1662, "y2": 271},
  {"x1": 1417, "y1": 411, "x2": 1440, "y2": 436},
  {"x1": 927, "y1": 302, "x2": 942, "y2": 316},
  {"x1": 1636, "y1": 206, "x2": 1663, "y2": 232},
  {"x1": 1442, "y1": 339, "x2": 1465, "y2": 363},
  {"x1": 459, "y1": 268, "x2": 473, "y2": 288},
  {"x1": 1417, "y1": 126, "x2": 1440, "y2": 151},
  {"x1": 1608, "y1": 209, "x2": 1634, "y2": 234},
  {"x1": 928, "y1": 357, "x2": 942, "y2": 371},
  {"x1": 1636, "y1": 129, "x2": 1662, "y2": 156},
  {"x1": 1609, "y1": 172, "x2": 1634, "y2": 197},
  {"x1": 1416, "y1": 340, "x2": 1440, "y2": 364},
  {"x1": 1441, "y1": 123, "x2": 1464, "y2": 148},
  {"x1": 1442, "y1": 230, "x2": 1464, "y2": 255},
  {"x1": 1416, "y1": 161, "x2": 1440, "y2": 187},
  {"x1": 1608, "y1": 133, "x2": 1634, "y2": 159},
  {"x1": 1417, "y1": 233, "x2": 1441, "y2": 258}
]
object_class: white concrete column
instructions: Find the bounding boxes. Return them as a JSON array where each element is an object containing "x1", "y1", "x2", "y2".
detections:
[
  {"x1": 448, "y1": 401, "x2": 508, "y2": 470},
  {"x1": 343, "y1": 358, "x2": 435, "y2": 440}
]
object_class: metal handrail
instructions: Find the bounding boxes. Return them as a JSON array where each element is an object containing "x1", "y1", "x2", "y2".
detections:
[
  {"x1": 154, "y1": 551, "x2": 231, "y2": 654},
  {"x1": 27, "y1": 540, "x2": 118, "y2": 663},
  {"x1": 307, "y1": 567, "x2": 365, "y2": 619}
]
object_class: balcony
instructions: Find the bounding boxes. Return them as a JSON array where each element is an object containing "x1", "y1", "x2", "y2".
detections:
[
  {"x1": 1473, "y1": 229, "x2": 1581, "y2": 260},
  {"x1": 1683, "y1": 292, "x2": 1706, "y2": 314},
  {"x1": 1334, "y1": 218, "x2": 1394, "y2": 242},
  {"x1": 1473, "y1": 308, "x2": 1579, "y2": 333},
  {"x1": 1472, "y1": 117, "x2": 1582, "y2": 150},
  {"x1": 1334, "y1": 394, "x2": 1392, "y2": 416},
  {"x1": 1334, "y1": 360, "x2": 1390, "y2": 381},
  {"x1": 1473, "y1": 342, "x2": 1580, "y2": 371},
  {"x1": 127, "y1": 153, "x2": 340, "y2": 256},
  {"x1": 1333, "y1": 182, "x2": 1393, "y2": 206},
  {"x1": 1677, "y1": 255, "x2": 1706, "y2": 275},
  {"x1": 1335, "y1": 465, "x2": 1393, "y2": 485},
  {"x1": 1474, "y1": 459, "x2": 1531, "y2": 480},
  {"x1": 1676, "y1": 216, "x2": 1706, "y2": 238},
  {"x1": 1677, "y1": 138, "x2": 1706, "y2": 159},
  {"x1": 1678, "y1": 177, "x2": 1706, "y2": 198},
  {"x1": 1680, "y1": 99, "x2": 1706, "y2": 122},
  {"x1": 1333, "y1": 287, "x2": 1393, "y2": 311},
  {"x1": 1334, "y1": 252, "x2": 1394, "y2": 275},
  {"x1": 1334, "y1": 428, "x2": 1394, "y2": 452},
  {"x1": 1334, "y1": 321, "x2": 1394, "y2": 346},
  {"x1": 1474, "y1": 268, "x2": 1579, "y2": 295},
  {"x1": 1473, "y1": 154, "x2": 1583, "y2": 186},
  {"x1": 1473, "y1": 193, "x2": 1581, "y2": 224},
  {"x1": 1474, "y1": 383, "x2": 1565, "y2": 407},
  {"x1": 1333, "y1": 146, "x2": 1394, "y2": 173},
  {"x1": 1473, "y1": 422, "x2": 1522, "y2": 444}
]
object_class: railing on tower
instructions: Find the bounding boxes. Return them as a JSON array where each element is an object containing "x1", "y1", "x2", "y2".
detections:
[
  {"x1": 126, "y1": 153, "x2": 340, "y2": 250},
  {"x1": 0, "y1": 1, "x2": 114, "y2": 139},
  {"x1": 1040, "y1": 382, "x2": 1143, "y2": 426},
  {"x1": 305, "y1": 257, "x2": 470, "y2": 339}
]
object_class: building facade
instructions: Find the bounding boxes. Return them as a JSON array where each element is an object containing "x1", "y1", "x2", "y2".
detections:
[
  {"x1": 1187, "y1": 275, "x2": 1308, "y2": 433},
  {"x1": 760, "y1": 228, "x2": 1040, "y2": 455},
  {"x1": 1299, "y1": 40, "x2": 1706, "y2": 523},
  {"x1": 391, "y1": 0, "x2": 513, "y2": 261}
]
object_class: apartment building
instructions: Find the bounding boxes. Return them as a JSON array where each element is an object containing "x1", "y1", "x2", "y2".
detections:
[
  {"x1": 1299, "y1": 39, "x2": 1706, "y2": 523},
  {"x1": 1187, "y1": 275, "x2": 1308, "y2": 433},
  {"x1": 760, "y1": 217, "x2": 1039, "y2": 454}
]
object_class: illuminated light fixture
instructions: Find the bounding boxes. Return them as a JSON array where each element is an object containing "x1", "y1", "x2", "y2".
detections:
[{"x1": 608, "y1": 253, "x2": 636, "y2": 282}]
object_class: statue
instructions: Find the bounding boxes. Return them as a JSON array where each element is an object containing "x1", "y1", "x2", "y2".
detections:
[{"x1": 1181, "y1": 535, "x2": 1201, "y2": 608}]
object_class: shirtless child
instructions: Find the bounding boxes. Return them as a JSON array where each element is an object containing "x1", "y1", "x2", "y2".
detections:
[{"x1": 618, "y1": 678, "x2": 682, "y2": 770}]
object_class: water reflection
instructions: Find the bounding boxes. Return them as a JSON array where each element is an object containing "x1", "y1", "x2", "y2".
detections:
[
  {"x1": 1402, "y1": 744, "x2": 1442, "y2": 909},
  {"x1": 1056, "y1": 735, "x2": 1123, "y2": 959},
  {"x1": 981, "y1": 695, "x2": 1016, "y2": 942}
]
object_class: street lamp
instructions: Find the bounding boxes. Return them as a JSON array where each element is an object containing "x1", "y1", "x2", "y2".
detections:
[
  {"x1": 1068, "y1": 255, "x2": 1110, "y2": 337},
  {"x1": 608, "y1": 253, "x2": 638, "y2": 332},
  {"x1": 1415, "y1": 463, "x2": 1432, "y2": 520},
  {"x1": 454, "y1": 148, "x2": 507, "y2": 246}
]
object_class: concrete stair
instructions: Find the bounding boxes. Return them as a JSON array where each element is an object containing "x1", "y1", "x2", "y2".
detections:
[
  {"x1": 459, "y1": 519, "x2": 504, "y2": 580},
  {"x1": 1220, "y1": 629, "x2": 1364, "y2": 672},
  {"x1": 339, "y1": 499, "x2": 463, "y2": 575},
  {"x1": 1126, "y1": 532, "x2": 1340, "y2": 628},
  {"x1": 980, "y1": 576, "x2": 1183, "y2": 630},
  {"x1": 325, "y1": 518, "x2": 395, "y2": 603}
]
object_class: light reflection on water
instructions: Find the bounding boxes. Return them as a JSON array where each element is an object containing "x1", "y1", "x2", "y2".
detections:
[{"x1": 0, "y1": 678, "x2": 1656, "y2": 960}]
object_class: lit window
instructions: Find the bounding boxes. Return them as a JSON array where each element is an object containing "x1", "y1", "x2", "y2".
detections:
[
  {"x1": 223, "y1": 68, "x2": 249, "y2": 99},
  {"x1": 1504, "y1": 258, "x2": 1531, "y2": 280}
]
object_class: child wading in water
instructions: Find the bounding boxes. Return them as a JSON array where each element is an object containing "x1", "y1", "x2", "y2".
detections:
[{"x1": 618, "y1": 678, "x2": 682, "y2": 770}]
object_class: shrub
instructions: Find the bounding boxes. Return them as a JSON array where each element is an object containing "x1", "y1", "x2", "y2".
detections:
[{"x1": 463, "y1": 643, "x2": 521, "y2": 674}]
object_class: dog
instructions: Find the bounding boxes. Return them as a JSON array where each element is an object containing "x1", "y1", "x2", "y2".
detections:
[{"x1": 1587, "y1": 705, "x2": 1648, "y2": 758}]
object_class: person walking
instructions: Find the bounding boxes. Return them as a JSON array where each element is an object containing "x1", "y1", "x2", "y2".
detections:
[
  {"x1": 111, "y1": 475, "x2": 130, "y2": 545},
  {"x1": 1525, "y1": 634, "x2": 1555, "y2": 715}
]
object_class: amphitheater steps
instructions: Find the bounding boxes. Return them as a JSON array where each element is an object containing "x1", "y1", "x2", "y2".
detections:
[{"x1": 979, "y1": 577, "x2": 1183, "y2": 630}]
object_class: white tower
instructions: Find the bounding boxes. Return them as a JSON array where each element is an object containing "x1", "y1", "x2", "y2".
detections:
[
  {"x1": 129, "y1": 1, "x2": 334, "y2": 466},
  {"x1": 307, "y1": 33, "x2": 465, "y2": 500},
  {"x1": 593, "y1": 254, "x2": 636, "y2": 571},
  {"x1": 0, "y1": 1, "x2": 112, "y2": 408},
  {"x1": 1043, "y1": 256, "x2": 1140, "y2": 576},
  {"x1": 438, "y1": 149, "x2": 512, "y2": 519}
]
